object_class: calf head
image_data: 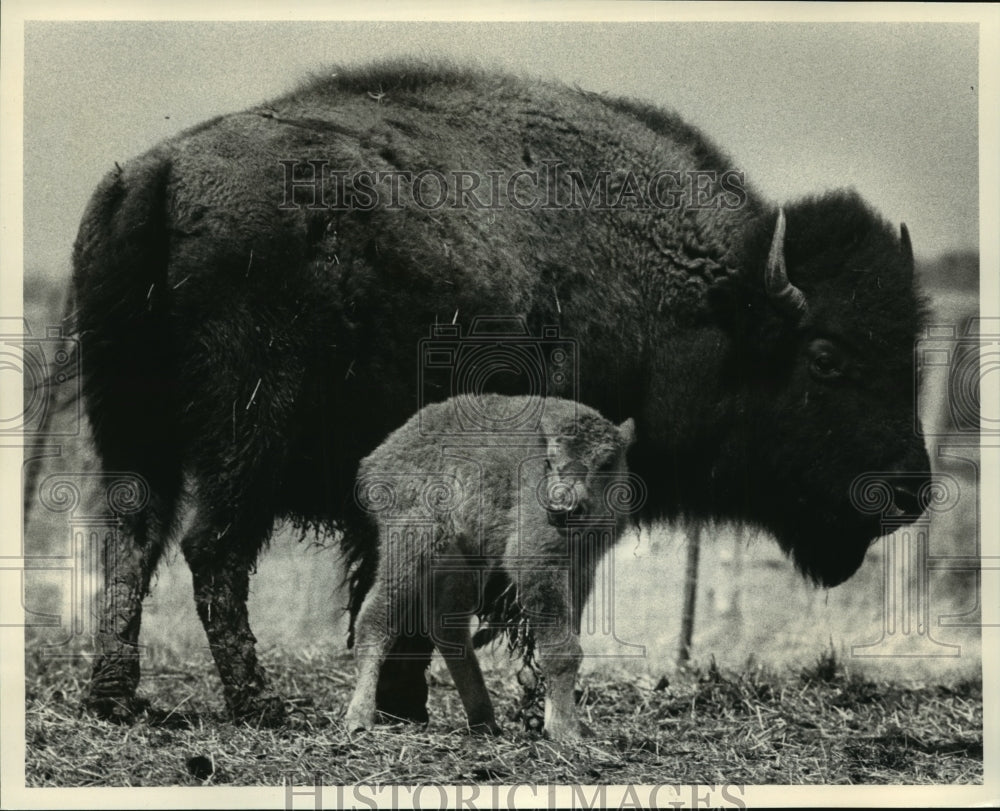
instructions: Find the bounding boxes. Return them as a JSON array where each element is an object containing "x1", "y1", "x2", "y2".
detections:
[{"x1": 542, "y1": 413, "x2": 637, "y2": 527}]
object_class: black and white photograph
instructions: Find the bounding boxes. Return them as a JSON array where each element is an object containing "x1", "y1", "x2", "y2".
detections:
[{"x1": 2, "y1": 2, "x2": 996, "y2": 807}]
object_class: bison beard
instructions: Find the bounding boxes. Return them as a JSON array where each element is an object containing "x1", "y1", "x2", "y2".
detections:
[{"x1": 67, "y1": 61, "x2": 931, "y2": 726}]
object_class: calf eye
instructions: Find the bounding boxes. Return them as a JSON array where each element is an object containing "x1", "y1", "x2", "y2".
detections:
[{"x1": 808, "y1": 339, "x2": 844, "y2": 381}]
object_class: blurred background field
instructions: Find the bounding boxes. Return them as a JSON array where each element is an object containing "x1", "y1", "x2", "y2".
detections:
[{"x1": 19, "y1": 251, "x2": 983, "y2": 699}]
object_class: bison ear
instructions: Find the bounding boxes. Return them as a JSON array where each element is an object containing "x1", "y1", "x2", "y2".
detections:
[{"x1": 618, "y1": 417, "x2": 636, "y2": 448}]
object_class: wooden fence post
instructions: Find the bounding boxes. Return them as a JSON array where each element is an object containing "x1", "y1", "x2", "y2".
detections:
[{"x1": 677, "y1": 523, "x2": 701, "y2": 664}]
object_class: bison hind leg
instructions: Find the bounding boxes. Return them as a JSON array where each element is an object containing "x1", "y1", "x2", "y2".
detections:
[
  {"x1": 83, "y1": 498, "x2": 173, "y2": 723},
  {"x1": 180, "y1": 510, "x2": 285, "y2": 727}
]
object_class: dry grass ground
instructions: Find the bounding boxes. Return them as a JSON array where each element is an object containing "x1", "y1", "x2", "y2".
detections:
[{"x1": 24, "y1": 640, "x2": 982, "y2": 787}]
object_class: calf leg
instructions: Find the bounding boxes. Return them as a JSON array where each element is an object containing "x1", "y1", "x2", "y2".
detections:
[
  {"x1": 431, "y1": 568, "x2": 498, "y2": 733},
  {"x1": 345, "y1": 579, "x2": 396, "y2": 731},
  {"x1": 83, "y1": 510, "x2": 167, "y2": 722},
  {"x1": 435, "y1": 623, "x2": 499, "y2": 734},
  {"x1": 537, "y1": 633, "x2": 584, "y2": 740},
  {"x1": 519, "y1": 571, "x2": 588, "y2": 740},
  {"x1": 347, "y1": 516, "x2": 432, "y2": 723},
  {"x1": 180, "y1": 514, "x2": 284, "y2": 726}
]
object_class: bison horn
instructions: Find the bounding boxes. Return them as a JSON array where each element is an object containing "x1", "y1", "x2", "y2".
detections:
[
  {"x1": 900, "y1": 222, "x2": 914, "y2": 275},
  {"x1": 765, "y1": 209, "x2": 809, "y2": 322}
]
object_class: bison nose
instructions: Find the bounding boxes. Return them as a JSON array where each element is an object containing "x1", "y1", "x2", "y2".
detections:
[
  {"x1": 891, "y1": 484, "x2": 923, "y2": 516},
  {"x1": 886, "y1": 473, "x2": 932, "y2": 519},
  {"x1": 881, "y1": 441, "x2": 933, "y2": 520},
  {"x1": 546, "y1": 508, "x2": 569, "y2": 528}
]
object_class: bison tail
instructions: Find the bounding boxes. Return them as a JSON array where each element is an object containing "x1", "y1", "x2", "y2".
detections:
[
  {"x1": 71, "y1": 152, "x2": 183, "y2": 526},
  {"x1": 340, "y1": 503, "x2": 380, "y2": 648},
  {"x1": 471, "y1": 625, "x2": 500, "y2": 649}
]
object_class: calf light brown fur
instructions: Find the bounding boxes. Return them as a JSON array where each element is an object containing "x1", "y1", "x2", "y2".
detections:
[{"x1": 345, "y1": 394, "x2": 636, "y2": 739}]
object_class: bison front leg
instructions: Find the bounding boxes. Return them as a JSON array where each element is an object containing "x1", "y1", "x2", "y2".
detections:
[
  {"x1": 373, "y1": 636, "x2": 433, "y2": 723},
  {"x1": 83, "y1": 513, "x2": 165, "y2": 722},
  {"x1": 181, "y1": 519, "x2": 284, "y2": 727}
]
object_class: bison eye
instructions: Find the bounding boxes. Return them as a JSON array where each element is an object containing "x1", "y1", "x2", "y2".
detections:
[{"x1": 808, "y1": 339, "x2": 844, "y2": 381}]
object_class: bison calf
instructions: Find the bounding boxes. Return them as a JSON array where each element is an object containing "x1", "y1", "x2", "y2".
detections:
[{"x1": 344, "y1": 394, "x2": 637, "y2": 739}]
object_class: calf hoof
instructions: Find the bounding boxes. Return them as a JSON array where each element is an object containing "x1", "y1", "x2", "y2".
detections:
[
  {"x1": 82, "y1": 692, "x2": 150, "y2": 724},
  {"x1": 344, "y1": 711, "x2": 376, "y2": 734},
  {"x1": 232, "y1": 693, "x2": 287, "y2": 728},
  {"x1": 544, "y1": 718, "x2": 594, "y2": 741}
]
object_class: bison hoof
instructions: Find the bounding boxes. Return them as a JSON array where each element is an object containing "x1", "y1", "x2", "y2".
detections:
[
  {"x1": 374, "y1": 710, "x2": 428, "y2": 727},
  {"x1": 374, "y1": 704, "x2": 429, "y2": 725},
  {"x1": 232, "y1": 694, "x2": 287, "y2": 728},
  {"x1": 468, "y1": 719, "x2": 502, "y2": 736},
  {"x1": 82, "y1": 693, "x2": 151, "y2": 724}
]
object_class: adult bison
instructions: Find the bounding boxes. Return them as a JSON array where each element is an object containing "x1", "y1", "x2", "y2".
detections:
[{"x1": 70, "y1": 61, "x2": 931, "y2": 726}]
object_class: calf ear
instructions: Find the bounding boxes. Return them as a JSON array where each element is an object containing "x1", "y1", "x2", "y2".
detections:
[
  {"x1": 546, "y1": 435, "x2": 565, "y2": 468},
  {"x1": 618, "y1": 418, "x2": 636, "y2": 448}
]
